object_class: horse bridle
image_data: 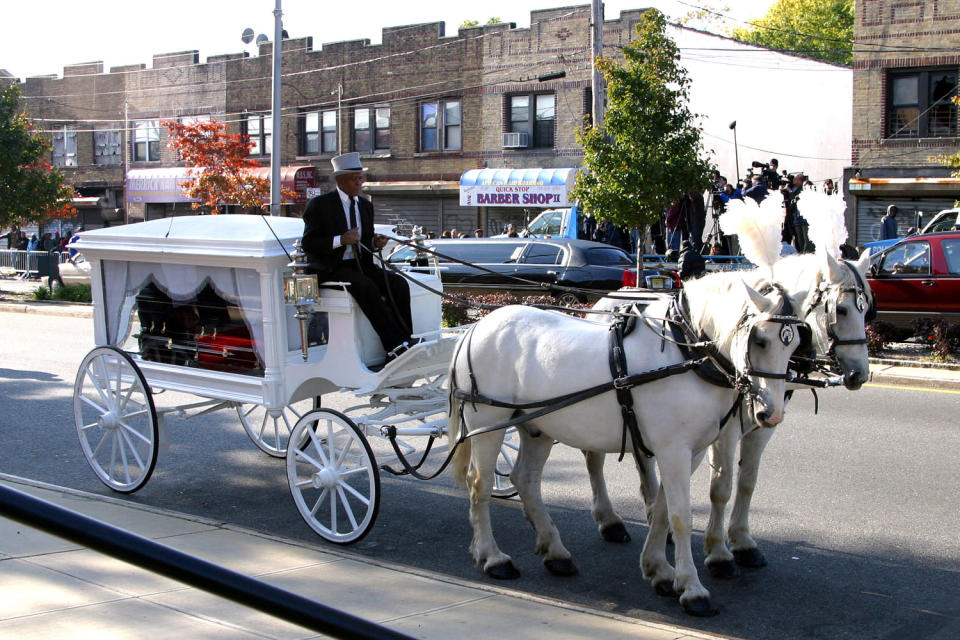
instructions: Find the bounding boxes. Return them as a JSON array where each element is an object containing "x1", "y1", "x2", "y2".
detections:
[
  {"x1": 802, "y1": 261, "x2": 875, "y2": 359},
  {"x1": 735, "y1": 286, "x2": 806, "y2": 394}
]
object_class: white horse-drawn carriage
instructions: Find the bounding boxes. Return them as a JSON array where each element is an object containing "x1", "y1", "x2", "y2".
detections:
[
  {"x1": 71, "y1": 214, "x2": 516, "y2": 544},
  {"x1": 71, "y1": 195, "x2": 874, "y2": 616}
]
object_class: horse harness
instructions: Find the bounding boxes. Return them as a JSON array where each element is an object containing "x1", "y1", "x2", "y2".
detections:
[
  {"x1": 446, "y1": 284, "x2": 805, "y2": 466},
  {"x1": 801, "y1": 261, "x2": 875, "y2": 363}
]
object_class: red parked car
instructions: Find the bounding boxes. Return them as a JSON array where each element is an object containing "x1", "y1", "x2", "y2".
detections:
[{"x1": 867, "y1": 231, "x2": 960, "y2": 327}]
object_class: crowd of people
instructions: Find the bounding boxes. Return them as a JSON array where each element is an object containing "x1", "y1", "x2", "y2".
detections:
[{"x1": 1, "y1": 225, "x2": 79, "y2": 253}]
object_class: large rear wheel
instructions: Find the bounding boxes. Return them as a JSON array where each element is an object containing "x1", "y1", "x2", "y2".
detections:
[
  {"x1": 74, "y1": 346, "x2": 158, "y2": 493},
  {"x1": 287, "y1": 409, "x2": 379, "y2": 544},
  {"x1": 492, "y1": 427, "x2": 519, "y2": 498}
]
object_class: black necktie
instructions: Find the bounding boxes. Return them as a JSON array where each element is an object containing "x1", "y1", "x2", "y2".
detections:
[{"x1": 349, "y1": 198, "x2": 362, "y2": 272}]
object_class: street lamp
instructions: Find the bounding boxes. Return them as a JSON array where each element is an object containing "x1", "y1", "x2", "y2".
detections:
[{"x1": 729, "y1": 121, "x2": 739, "y2": 185}]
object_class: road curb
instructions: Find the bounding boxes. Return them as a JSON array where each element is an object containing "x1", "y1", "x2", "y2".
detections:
[{"x1": 0, "y1": 300, "x2": 92, "y2": 318}]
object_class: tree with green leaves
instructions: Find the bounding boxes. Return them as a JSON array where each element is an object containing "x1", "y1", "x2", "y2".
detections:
[
  {"x1": 0, "y1": 83, "x2": 75, "y2": 229},
  {"x1": 572, "y1": 9, "x2": 712, "y2": 240},
  {"x1": 730, "y1": 0, "x2": 854, "y2": 66}
]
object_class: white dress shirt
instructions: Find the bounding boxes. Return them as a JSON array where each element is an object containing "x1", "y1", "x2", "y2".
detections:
[{"x1": 332, "y1": 187, "x2": 359, "y2": 260}]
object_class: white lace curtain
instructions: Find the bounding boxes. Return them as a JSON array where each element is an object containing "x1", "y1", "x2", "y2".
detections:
[{"x1": 102, "y1": 260, "x2": 265, "y2": 361}]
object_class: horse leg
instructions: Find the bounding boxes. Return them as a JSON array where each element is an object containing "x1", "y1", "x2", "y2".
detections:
[
  {"x1": 658, "y1": 448, "x2": 718, "y2": 617},
  {"x1": 728, "y1": 426, "x2": 775, "y2": 569},
  {"x1": 583, "y1": 450, "x2": 631, "y2": 543},
  {"x1": 704, "y1": 423, "x2": 740, "y2": 579},
  {"x1": 467, "y1": 428, "x2": 519, "y2": 579},
  {"x1": 514, "y1": 431, "x2": 577, "y2": 576},
  {"x1": 640, "y1": 485, "x2": 675, "y2": 597}
]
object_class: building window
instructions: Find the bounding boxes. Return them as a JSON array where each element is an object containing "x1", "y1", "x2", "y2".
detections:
[
  {"x1": 132, "y1": 120, "x2": 160, "y2": 162},
  {"x1": 420, "y1": 99, "x2": 461, "y2": 151},
  {"x1": 94, "y1": 128, "x2": 122, "y2": 165},
  {"x1": 51, "y1": 125, "x2": 78, "y2": 167},
  {"x1": 353, "y1": 105, "x2": 390, "y2": 153},
  {"x1": 887, "y1": 69, "x2": 957, "y2": 138},
  {"x1": 509, "y1": 93, "x2": 555, "y2": 148},
  {"x1": 301, "y1": 109, "x2": 337, "y2": 155},
  {"x1": 245, "y1": 113, "x2": 272, "y2": 155}
]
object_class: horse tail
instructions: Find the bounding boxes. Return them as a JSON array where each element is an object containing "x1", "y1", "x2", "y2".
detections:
[{"x1": 447, "y1": 330, "x2": 472, "y2": 488}]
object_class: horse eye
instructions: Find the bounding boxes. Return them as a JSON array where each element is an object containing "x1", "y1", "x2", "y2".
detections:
[
  {"x1": 755, "y1": 337, "x2": 769, "y2": 349},
  {"x1": 837, "y1": 306, "x2": 848, "y2": 316}
]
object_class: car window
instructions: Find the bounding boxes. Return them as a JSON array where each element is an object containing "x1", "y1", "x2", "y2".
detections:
[
  {"x1": 521, "y1": 243, "x2": 563, "y2": 265},
  {"x1": 585, "y1": 247, "x2": 632, "y2": 267},
  {"x1": 930, "y1": 214, "x2": 957, "y2": 233},
  {"x1": 387, "y1": 246, "x2": 416, "y2": 263},
  {"x1": 878, "y1": 240, "x2": 931, "y2": 275},
  {"x1": 943, "y1": 239, "x2": 960, "y2": 275},
  {"x1": 526, "y1": 210, "x2": 565, "y2": 236}
]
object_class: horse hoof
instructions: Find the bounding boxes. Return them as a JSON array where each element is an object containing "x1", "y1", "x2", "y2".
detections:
[
  {"x1": 653, "y1": 580, "x2": 678, "y2": 598},
  {"x1": 682, "y1": 596, "x2": 719, "y2": 617},
  {"x1": 733, "y1": 548, "x2": 767, "y2": 568},
  {"x1": 544, "y1": 557, "x2": 579, "y2": 576},
  {"x1": 485, "y1": 560, "x2": 521, "y2": 580},
  {"x1": 706, "y1": 559, "x2": 741, "y2": 580},
  {"x1": 600, "y1": 522, "x2": 631, "y2": 543}
]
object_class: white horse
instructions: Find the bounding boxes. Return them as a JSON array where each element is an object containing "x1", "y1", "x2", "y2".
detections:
[
  {"x1": 581, "y1": 249, "x2": 875, "y2": 579},
  {"x1": 448, "y1": 271, "x2": 803, "y2": 616}
]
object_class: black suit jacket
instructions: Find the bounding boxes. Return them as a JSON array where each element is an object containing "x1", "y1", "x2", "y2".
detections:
[{"x1": 301, "y1": 190, "x2": 376, "y2": 277}]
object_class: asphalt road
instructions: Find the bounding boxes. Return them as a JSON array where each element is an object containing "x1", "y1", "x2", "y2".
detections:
[{"x1": 1, "y1": 311, "x2": 959, "y2": 640}]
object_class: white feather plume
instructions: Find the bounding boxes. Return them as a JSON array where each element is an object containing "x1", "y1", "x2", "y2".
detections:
[
  {"x1": 798, "y1": 190, "x2": 848, "y2": 259},
  {"x1": 720, "y1": 196, "x2": 784, "y2": 272}
]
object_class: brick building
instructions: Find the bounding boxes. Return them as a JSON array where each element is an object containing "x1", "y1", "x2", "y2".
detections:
[
  {"x1": 14, "y1": 4, "x2": 851, "y2": 238},
  {"x1": 847, "y1": 0, "x2": 960, "y2": 244}
]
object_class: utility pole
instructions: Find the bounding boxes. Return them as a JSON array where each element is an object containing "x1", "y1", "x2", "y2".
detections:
[
  {"x1": 269, "y1": 0, "x2": 283, "y2": 216},
  {"x1": 591, "y1": 0, "x2": 604, "y2": 129},
  {"x1": 333, "y1": 83, "x2": 343, "y2": 156}
]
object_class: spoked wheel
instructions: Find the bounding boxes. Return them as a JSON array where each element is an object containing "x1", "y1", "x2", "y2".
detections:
[
  {"x1": 287, "y1": 409, "x2": 380, "y2": 544},
  {"x1": 74, "y1": 346, "x2": 158, "y2": 493},
  {"x1": 237, "y1": 397, "x2": 319, "y2": 458},
  {"x1": 492, "y1": 427, "x2": 519, "y2": 498}
]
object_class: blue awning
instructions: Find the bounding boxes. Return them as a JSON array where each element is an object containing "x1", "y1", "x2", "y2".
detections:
[{"x1": 459, "y1": 168, "x2": 580, "y2": 207}]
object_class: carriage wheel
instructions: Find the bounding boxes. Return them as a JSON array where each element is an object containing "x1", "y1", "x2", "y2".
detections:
[
  {"x1": 491, "y1": 427, "x2": 519, "y2": 499},
  {"x1": 74, "y1": 346, "x2": 158, "y2": 493},
  {"x1": 237, "y1": 397, "x2": 319, "y2": 458},
  {"x1": 287, "y1": 409, "x2": 380, "y2": 544}
]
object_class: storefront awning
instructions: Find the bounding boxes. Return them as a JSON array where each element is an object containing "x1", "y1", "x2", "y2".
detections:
[
  {"x1": 849, "y1": 176, "x2": 960, "y2": 195},
  {"x1": 127, "y1": 166, "x2": 317, "y2": 205},
  {"x1": 459, "y1": 168, "x2": 580, "y2": 207},
  {"x1": 71, "y1": 197, "x2": 103, "y2": 207}
]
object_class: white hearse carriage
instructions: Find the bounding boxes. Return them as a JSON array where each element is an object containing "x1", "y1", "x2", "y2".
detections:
[{"x1": 71, "y1": 215, "x2": 498, "y2": 543}]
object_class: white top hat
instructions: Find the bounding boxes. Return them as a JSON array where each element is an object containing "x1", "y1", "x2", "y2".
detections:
[{"x1": 331, "y1": 152, "x2": 368, "y2": 177}]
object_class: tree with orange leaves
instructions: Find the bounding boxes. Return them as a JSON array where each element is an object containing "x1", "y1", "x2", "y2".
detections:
[
  {"x1": 165, "y1": 119, "x2": 295, "y2": 213},
  {"x1": 0, "y1": 84, "x2": 75, "y2": 228}
]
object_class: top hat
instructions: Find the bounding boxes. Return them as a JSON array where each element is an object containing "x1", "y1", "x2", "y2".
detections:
[{"x1": 331, "y1": 152, "x2": 368, "y2": 177}]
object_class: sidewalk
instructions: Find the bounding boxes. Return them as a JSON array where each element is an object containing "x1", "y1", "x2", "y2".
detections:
[{"x1": 0, "y1": 475, "x2": 727, "y2": 640}]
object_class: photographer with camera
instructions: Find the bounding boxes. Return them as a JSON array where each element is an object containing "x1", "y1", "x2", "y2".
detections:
[
  {"x1": 781, "y1": 171, "x2": 811, "y2": 252},
  {"x1": 750, "y1": 158, "x2": 781, "y2": 191}
]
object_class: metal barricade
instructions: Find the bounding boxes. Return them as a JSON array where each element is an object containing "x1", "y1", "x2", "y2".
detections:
[{"x1": 0, "y1": 249, "x2": 68, "y2": 277}]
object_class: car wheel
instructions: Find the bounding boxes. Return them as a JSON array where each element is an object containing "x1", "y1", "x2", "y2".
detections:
[{"x1": 556, "y1": 292, "x2": 584, "y2": 306}]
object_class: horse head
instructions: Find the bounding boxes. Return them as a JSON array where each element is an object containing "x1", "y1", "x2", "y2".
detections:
[
  {"x1": 734, "y1": 281, "x2": 804, "y2": 428},
  {"x1": 800, "y1": 250, "x2": 874, "y2": 390}
]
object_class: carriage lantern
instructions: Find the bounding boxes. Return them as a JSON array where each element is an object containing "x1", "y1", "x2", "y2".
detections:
[{"x1": 284, "y1": 239, "x2": 319, "y2": 361}]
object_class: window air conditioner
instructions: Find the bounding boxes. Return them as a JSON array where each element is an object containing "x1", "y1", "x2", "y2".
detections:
[{"x1": 502, "y1": 132, "x2": 529, "y2": 148}]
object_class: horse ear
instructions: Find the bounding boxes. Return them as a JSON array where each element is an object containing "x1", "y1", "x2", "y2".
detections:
[
  {"x1": 743, "y1": 281, "x2": 771, "y2": 314},
  {"x1": 854, "y1": 248, "x2": 872, "y2": 276},
  {"x1": 823, "y1": 250, "x2": 846, "y2": 282}
]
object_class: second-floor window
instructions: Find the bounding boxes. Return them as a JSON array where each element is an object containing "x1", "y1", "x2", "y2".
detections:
[
  {"x1": 888, "y1": 69, "x2": 957, "y2": 138},
  {"x1": 509, "y1": 93, "x2": 555, "y2": 148},
  {"x1": 354, "y1": 106, "x2": 390, "y2": 153},
  {"x1": 420, "y1": 99, "x2": 461, "y2": 152},
  {"x1": 94, "y1": 128, "x2": 122, "y2": 165},
  {"x1": 246, "y1": 113, "x2": 272, "y2": 155},
  {"x1": 302, "y1": 109, "x2": 337, "y2": 155},
  {"x1": 51, "y1": 125, "x2": 78, "y2": 167},
  {"x1": 133, "y1": 120, "x2": 160, "y2": 162}
]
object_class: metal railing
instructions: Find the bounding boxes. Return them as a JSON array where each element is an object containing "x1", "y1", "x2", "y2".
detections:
[
  {"x1": 0, "y1": 249, "x2": 70, "y2": 277},
  {"x1": 0, "y1": 484, "x2": 416, "y2": 640}
]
